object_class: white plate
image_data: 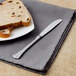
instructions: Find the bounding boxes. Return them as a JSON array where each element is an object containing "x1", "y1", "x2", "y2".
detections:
[{"x1": 0, "y1": 13, "x2": 34, "y2": 41}]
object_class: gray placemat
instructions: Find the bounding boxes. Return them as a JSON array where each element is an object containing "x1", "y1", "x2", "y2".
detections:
[{"x1": 0, "y1": 0, "x2": 76, "y2": 74}]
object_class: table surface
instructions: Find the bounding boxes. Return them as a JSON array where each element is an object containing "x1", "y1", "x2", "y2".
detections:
[{"x1": 0, "y1": 0, "x2": 76, "y2": 76}]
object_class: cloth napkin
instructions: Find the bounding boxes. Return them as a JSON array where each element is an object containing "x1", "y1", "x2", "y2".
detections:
[{"x1": 0, "y1": 0, "x2": 75, "y2": 74}]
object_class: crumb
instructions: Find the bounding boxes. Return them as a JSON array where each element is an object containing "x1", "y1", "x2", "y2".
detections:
[
  {"x1": 2, "y1": 31, "x2": 5, "y2": 33},
  {"x1": 0, "y1": 3, "x2": 3, "y2": 5},
  {"x1": 12, "y1": 8, "x2": 13, "y2": 9},
  {"x1": 27, "y1": 18, "x2": 29, "y2": 21},
  {"x1": 18, "y1": 15, "x2": 21, "y2": 17},
  {"x1": 19, "y1": 6, "x2": 21, "y2": 9},
  {"x1": 12, "y1": 12, "x2": 15, "y2": 15},
  {"x1": 21, "y1": 11, "x2": 23, "y2": 13},
  {"x1": 11, "y1": 16, "x2": 15, "y2": 17},
  {"x1": 8, "y1": 1, "x2": 13, "y2": 3},
  {"x1": 16, "y1": 2, "x2": 19, "y2": 4}
]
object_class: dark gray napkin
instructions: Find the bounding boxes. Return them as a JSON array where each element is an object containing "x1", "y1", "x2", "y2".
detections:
[{"x1": 0, "y1": 0, "x2": 75, "y2": 74}]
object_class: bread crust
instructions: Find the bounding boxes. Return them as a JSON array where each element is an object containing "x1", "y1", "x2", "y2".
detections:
[
  {"x1": 0, "y1": 32, "x2": 10, "y2": 38},
  {"x1": 0, "y1": 20, "x2": 30, "y2": 38},
  {"x1": 0, "y1": 21, "x2": 30, "y2": 30}
]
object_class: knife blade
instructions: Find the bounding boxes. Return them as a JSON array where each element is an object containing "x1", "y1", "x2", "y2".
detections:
[
  {"x1": 39, "y1": 19, "x2": 62, "y2": 37},
  {"x1": 13, "y1": 19, "x2": 62, "y2": 59}
]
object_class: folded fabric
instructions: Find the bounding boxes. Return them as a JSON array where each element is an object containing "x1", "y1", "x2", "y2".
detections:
[{"x1": 0, "y1": 0, "x2": 75, "y2": 74}]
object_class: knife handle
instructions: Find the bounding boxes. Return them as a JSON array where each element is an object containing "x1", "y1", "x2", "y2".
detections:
[{"x1": 12, "y1": 35, "x2": 41, "y2": 59}]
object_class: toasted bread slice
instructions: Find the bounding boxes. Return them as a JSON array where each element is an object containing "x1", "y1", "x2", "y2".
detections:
[{"x1": 0, "y1": 0, "x2": 30, "y2": 30}]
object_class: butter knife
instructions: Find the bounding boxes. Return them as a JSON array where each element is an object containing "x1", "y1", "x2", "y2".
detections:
[{"x1": 13, "y1": 19, "x2": 62, "y2": 59}]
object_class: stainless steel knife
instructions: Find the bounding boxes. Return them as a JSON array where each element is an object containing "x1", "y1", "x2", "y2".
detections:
[{"x1": 13, "y1": 19, "x2": 62, "y2": 59}]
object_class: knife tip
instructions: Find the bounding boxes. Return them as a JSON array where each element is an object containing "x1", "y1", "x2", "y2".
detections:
[{"x1": 58, "y1": 19, "x2": 63, "y2": 22}]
